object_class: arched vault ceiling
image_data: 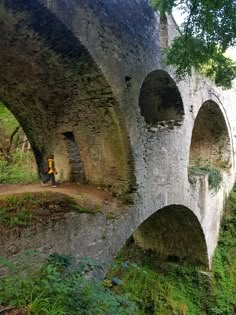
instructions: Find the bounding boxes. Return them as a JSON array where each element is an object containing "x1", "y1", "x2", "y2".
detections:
[{"x1": 0, "y1": 0, "x2": 133, "y2": 194}]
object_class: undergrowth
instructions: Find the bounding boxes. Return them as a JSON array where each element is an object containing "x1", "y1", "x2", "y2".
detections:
[
  {"x1": 0, "y1": 252, "x2": 137, "y2": 315},
  {"x1": 0, "y1": 150, "x2": 38, "y2": 184},
  {"x1": 107, "y1": 185, "x2": 236, "y2": 314},
  {"x1": 108, "y1": 244, "x2": 206, "y2": 315},
  {"x1": 2, "y1": 185, "x2": 236, "y2": 314},
  {"x1": 0, "y1": 193, "x2": 97, "y2": 227},
  {"x1": 0, "y1": 103, "x2": 38, "y2": 184}
]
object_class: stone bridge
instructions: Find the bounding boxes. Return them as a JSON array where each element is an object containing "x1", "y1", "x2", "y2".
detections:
[{"x1": 1, "y1": 0, "x2": 236, "y2": 269}]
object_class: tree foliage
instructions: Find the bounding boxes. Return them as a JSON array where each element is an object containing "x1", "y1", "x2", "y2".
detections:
[
  {"x1": 150, "y1": 0, "x2": 236, "y2": 88},
  {"x1": 0, "y1": 102, "x2": 21, "y2": 162}
]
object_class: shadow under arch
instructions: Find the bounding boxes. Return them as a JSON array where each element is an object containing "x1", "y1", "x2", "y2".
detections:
[
  {"x1": 189, "y1": 100, "x2": 231, "y2": 168},
  {"x1": 133, "y1": 205, "x2": 208, "y2": 267},
  {"x1": 0, "y1": 1, "x2": 134, "y2": 194},
  {"x1": 139, "y1": 70, "x2": 184, "y2": 125}
]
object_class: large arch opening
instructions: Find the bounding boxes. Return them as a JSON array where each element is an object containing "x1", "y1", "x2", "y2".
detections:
[
  {"x1": 0, "y1": 1, "x2": 133, "y2": 195},
  {"x1": 133, "y1": 205, "x2": 208, "y2": 267},
  {"x1": 189, "y1": 100, "x2": 231, "y2": 170},
  {"x1": 139, "y1": 70, "x2": 184, "y2": 125}
]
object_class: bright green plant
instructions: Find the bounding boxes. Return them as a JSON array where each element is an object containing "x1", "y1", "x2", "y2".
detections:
[
  {"x1": 0, "y1": 102, "x2": 38, "y2": 183},
  {"x1": 189, "y1": 160, "x2": 222, "y2": 192},
  {"x1": 0, "y1": 149, "x2": 38, "y2": 184},
  {"x1": 208, "y1": 168, "x2": 223, "y2": 192}
]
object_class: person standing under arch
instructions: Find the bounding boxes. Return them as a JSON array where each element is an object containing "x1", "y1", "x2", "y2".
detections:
[{"x1": 41, "y1": 154, "x2": 58, "y2": 187}]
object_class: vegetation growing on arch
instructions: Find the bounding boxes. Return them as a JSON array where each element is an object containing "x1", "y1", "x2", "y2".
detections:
[
  {"x1": 108, "y1": 184, "x2": 236, "y2": 314},
  {"x1": 188, "y1": 159, "x2": 223, "y2": 192},
  {"x1": 150, "y1": 0, "x2": 236, "y2": 88}
]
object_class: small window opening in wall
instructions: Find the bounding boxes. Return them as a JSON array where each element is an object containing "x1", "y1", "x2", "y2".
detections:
[
  {"x1": 139, "y1": 70, "x2": 185, "y2": 127},
  {"x1": 62, "y1": 131, "x2": 85, "y2": 182},
  {"x1": 125, "y1": 76, "x2": 132, "y2": 87},
  {"x1": 63, "y1": 131, "x2": 75, "y2": 141}
]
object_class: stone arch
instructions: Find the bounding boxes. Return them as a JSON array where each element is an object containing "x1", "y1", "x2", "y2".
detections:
[
  {"x1": 139, "y1": 70, "x2": 184, "y2": 124},
  {"x1": 189, "y1": 100, "x2": 231, "y2": 168},
  {"x1": 0, "y1": 1, "x2": 133, "y2": 194},
  {"x1": 133, "y1": 205, "x2": 208, "y2": 266}
]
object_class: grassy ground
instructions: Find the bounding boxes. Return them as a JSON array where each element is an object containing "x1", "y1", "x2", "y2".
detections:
[
  {"x1": 0, "y1": 151, "x2": 38, "y2": 184},
  {"x1": 107, "y1": 186, "x2": 236, "y2": 314},
  {"x1": 0, "y1": 102, "x2": 38, "y2": 184},
  {"x1": 0, "y1": 192, "x2": 100, "y2": 228},
  {"x1": 0, "y1": 254, "x2": 137, "y2": 315},
  {"x1": 1, "y1": 176, "x2": 236, "y2": 313}
]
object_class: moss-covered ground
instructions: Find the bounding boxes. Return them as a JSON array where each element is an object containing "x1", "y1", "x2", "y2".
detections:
[
  {"x1": 0, "y1": 192, "x2": 99, "y2": 228},
  {"x1": 108, "y1": 186, "x2": 236, "y2": 314}
]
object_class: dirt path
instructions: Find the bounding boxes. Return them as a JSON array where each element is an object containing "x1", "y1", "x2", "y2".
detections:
[{"x1": 0, "y1": 183, "x2": 124, "y2": 216}]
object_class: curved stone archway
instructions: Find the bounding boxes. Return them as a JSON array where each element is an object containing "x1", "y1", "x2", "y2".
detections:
[
  {"x1": 133, "y1": 205, "x2": 208, "y2": 266},
  {"x1": 190, "y1": 100, "x2": 231, "y2": 168},
  {"x1": 0, "y1": 1, "x2": 133, "y2": 194},
  {"x1": 139, "y1": 70, "x2": 184, "y2": 124}
]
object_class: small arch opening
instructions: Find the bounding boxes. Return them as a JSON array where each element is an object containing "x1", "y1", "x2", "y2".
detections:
[
  {"x1": 139, "y1": 70, "x2": 184, "y2": 125},
  {"x1": 62, "y1": 131, "x2": 85, "y2": 183},
  {"x1": 189, "y1": 100, "x2": 231, "y2": 169}
]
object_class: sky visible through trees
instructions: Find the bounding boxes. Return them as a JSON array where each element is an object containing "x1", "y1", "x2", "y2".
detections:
[{"x1": 151, "y1": 0, "x2": 236, "y2": 88}]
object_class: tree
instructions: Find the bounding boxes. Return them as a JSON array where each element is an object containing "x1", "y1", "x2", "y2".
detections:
[
  {"x1": 0, "y1": 123, "x2": 21, "y2": 163},
  {"x1": 0, "y1": 103, "x2": 26, "y2": 163},
  {"x1": 150, "y1": 0, "x2": 236, "y2": 88}
]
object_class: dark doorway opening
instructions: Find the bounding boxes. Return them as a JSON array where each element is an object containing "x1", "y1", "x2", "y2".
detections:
[{"x1": 62, "y1": 132, "x2": 85, "y2": 182}]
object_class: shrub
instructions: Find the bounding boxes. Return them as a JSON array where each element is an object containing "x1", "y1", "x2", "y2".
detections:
[
  {"x1": 0, "y1": 253, "x2": 138, "y2": 315},
  {"x1": 108, "y1": 186, "x2": 236, "y2": 314},
  {"x1": 0, "y1": 150, "x2": 38, "y2": 184},
  {"x1": 189, "y1": 161, "x2": 222, "y2": 192}
]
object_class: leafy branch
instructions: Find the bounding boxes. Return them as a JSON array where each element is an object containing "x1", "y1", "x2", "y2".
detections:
[{"x1": 150, "y1": 0, "x2": 236, "y2": 88}]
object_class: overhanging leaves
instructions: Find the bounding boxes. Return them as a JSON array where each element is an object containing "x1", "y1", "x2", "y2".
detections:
[{"x1": 150, "y1": 0, "x2": 236, "y2": 88}]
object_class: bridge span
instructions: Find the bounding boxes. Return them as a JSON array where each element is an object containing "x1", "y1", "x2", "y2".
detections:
[{"x1": 1, "y1": 0, "x2": 236, "y2": 269}]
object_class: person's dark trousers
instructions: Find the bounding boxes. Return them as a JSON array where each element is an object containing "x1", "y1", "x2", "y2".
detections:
[{"x1": 49, "y1": 173, "x2": 56, "y2": 186}]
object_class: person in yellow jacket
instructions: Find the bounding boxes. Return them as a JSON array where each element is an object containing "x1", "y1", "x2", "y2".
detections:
[{"x1": 42, "y1": 154, "x2": 58, "y2": 187}]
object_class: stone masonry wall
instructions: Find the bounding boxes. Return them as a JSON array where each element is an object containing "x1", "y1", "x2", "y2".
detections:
[
  {"x1": 0, "y1": 0, "x2": 133, "y2": 194},
  {"x1": 0, "y1": 0, "x2": 236, "y2": 268},
  {"x1": 40, "y1": 0, "x2": 236, "y2": 266}
]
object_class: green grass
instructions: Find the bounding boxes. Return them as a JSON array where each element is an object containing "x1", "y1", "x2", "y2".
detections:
[
  {"x1": 69, "y1": 199, "x2": 102, "y2": 214},
  {"x1": 108, "y1": 185, "x2": 236, "y2": 314},
  {"x1": 0, "y1": 253, "x2": 137, "y2": 315},
  {"x1": 0, "y1": 150, "x2": 38, "y2": 184},
  {"x1": 0, "y1": 101, "x2": 38, "y2": 184},
  {"x1": 0, "y1": 192, "x2": 103, "y2": 227},
  {"x1": 0, "y1": 102, "x2": 19, "y2": 133},
  {"x1": 189, "y1": 161, "x2": 223, "y2": 192},
  {"x1": 108, "y1": 244, "x2": 206, "y2": 315}
]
